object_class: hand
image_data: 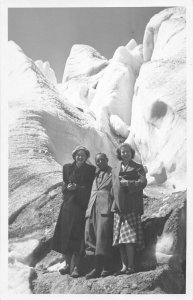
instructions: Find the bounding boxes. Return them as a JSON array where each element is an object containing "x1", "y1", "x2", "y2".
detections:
[
  {"x1": 62, "y1": 183, "x2": 67, "y2": 193},
  {"x1": 67, "y1": 183, "x2": 77, "y2": 191},
  {"x1": 119, "y1": 177, "x2": 128, "y2": 187}
]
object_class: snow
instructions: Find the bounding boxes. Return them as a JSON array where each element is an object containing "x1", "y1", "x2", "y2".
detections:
[
  {"x1": 89, "y1": 40, "x2": 143, "y2": 134},
  {"x1": 35, "y1": 59, "x2": 57, "y2": 86}
]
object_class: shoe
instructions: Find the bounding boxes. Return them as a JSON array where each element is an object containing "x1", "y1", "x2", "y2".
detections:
[
  {"x1": 85, "y1": 268, "x2": 101, "y2": 280},
  {"x1": 114, "y1": 268, "x2": 127, "y2": 276},
  {"x1": 101, "y1": 269, "x2": 112, "y2": 277},
  {"x1": 71, "y1": 266, "x2": 80, "y2": 278},
  {"x1": 59, "y1": 265, "x2": 70, "y2": 275},
  {"x1": 126, "y1": 267, "x2": 135, "y2": 275}
]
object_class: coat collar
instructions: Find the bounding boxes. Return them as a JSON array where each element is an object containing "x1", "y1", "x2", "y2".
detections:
[
  {"x1": 95, "y1": 166, "x2": 112, "y2": 189},
  {"x1": 95, "y1": 165, "x2": 111, "y2": 175},
  {"x1": 71, "y1": 161, "x2": 87, "y2": 170},
  {"x1": 115, "y1": 160, "x2": 136, "y2": 171}
]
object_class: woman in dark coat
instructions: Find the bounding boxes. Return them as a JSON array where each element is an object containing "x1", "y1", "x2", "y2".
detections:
[
  {"x1": 111, "y1": 143, "x2": 147, "y2": 275},
  {"x1": 52, "y1": 145, "x2": 95, "y2": 278}
]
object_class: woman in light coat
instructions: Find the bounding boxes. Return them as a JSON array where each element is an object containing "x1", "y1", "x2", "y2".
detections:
[{"x1": 85, "y1": 153, "x2": 113, "y2": 279}]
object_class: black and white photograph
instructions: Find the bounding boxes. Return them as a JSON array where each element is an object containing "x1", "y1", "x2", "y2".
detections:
[{"x1": 1, "y1": 0, "x2": 193, "y2": 297}]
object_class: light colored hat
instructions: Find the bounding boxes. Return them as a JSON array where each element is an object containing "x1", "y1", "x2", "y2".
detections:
[{"x1": 72, "y1": 145, "x2": 90, "y2": 160}]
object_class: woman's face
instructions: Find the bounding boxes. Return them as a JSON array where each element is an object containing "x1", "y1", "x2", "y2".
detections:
[
  {"x1": 120, "y1": 146, "x2": 132, "y2": 162},
  {"x1": 75, "y1": 150, "x2": 87, "y2": 165},
  {"x1": 95, "y1": 154, "x2": 108, "y2": 171}
]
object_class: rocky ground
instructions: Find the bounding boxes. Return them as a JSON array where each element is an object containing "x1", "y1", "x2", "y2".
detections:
[
  {"x1": 32, "y1": 265, "x2": 184, "y2": 294},
  {"x1": 9, "y1": 188, "x2": 186, "y2": 294}
]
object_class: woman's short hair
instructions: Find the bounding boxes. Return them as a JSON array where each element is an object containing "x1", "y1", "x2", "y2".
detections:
[
  {"x1": 116, "y1": 143, "x2": 135, "y2": 160},
  {"x1": 72, "y1": 145, "x2": 90, "y2": 160},
  {"x1": 95, "y1": 153, "x2": 108, "y2": 161}
]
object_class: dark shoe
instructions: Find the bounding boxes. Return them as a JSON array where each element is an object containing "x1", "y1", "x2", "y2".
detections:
[
  {"x1": 59, "y1": 265, "x2": 70, "y2": 275},
  {"x1": 126, "y1": 267, "x2": 135, "y2": 275},
  {"x1": 71, "y1": 266, "x2": 80, "y2": 278},
  {"x1": 85, "y1": 268, "x2": 101, "y2": 280},
  {"x1": 114, "y1": 268, "x2": 127, "y2": 276},
  {"x1": 101, "y1": 269, "x2": 112, "y2": 277}
]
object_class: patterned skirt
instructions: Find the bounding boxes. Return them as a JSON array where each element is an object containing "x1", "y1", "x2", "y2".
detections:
[{"x1": 113, "y1": 211, "x2": 144, "y2": 250}]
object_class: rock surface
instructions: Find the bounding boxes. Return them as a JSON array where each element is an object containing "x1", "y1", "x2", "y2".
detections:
[
  {"x1": 33, "y1": 265, "x2": 184, "y2": 294},
  {"x1": 30, "y1": 191, "x2": 186, "y2": 294},
  {"x1": 8, "y1": 6, "x2": 186, "y2": 294}
]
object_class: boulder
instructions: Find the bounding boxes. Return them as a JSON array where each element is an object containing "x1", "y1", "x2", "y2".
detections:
[{"x1": 8, "y1": 260, "x2": 35, "y2": 294}]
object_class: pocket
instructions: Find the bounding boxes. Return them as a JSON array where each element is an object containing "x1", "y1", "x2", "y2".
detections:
[{"x1": 100, "y1": 195, "x2": 113, "y2": 215}]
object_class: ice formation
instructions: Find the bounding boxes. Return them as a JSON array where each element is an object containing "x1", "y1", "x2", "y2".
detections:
[
  {"x1": 126, "y1": 7, "x2": 186, "y2": 191},
  {"x1": 35, "y1": 60, "x2": 57, "y2": 86}
]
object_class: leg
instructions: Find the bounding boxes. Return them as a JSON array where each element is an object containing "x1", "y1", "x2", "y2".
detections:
[
  {"x1": 65, "y1": 253, "x2": 72, "y2": 267},
  {"x1": 119, "y1": 244, "x2": 128, "y2": 271},
  {"x1": 71, "y1": 251, "x2": 80, "y2": 270},
  {"x1": 59, "y1": 252, "x2": 72, "y2": 275},
  {"x1": 85, "y1": 211, "x2": 105, "y2": 279},
  {"x1": 85, "y1": 217, "x2": 96, "y2": 256},
  {"x1": 114, "y1": 244, "x2": 128, "y2": 275},
  {"x1": 71, "y1": 251, "x2": 81, "y2": 278},
  {"x1": 125, "y1": 243, "x2": 135, "y2": 274},
  {"x1": 95, "y1": 213, "x2": 113, "y2": 259},
  {"x1": 101, "y1": 256, "x2": 113, "y2": 277},
  {"x1": 85, "y1": 255, "x2": 104, "y2": 279}
]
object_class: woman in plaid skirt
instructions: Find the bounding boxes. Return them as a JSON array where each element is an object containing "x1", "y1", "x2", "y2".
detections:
[{"x1": 111, "y1": 143, "x2": 147, "y2": 275}]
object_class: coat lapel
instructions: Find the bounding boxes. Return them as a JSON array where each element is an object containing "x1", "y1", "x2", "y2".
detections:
[
  {"x1": 112, "y1": 162, "x2": 121, "y2": 194},
  {"x1": 97, "y1": 167, "x2": 112, "y2": 189},
  {"x1": 116, "y1": 161, "x2": 122, "y2": 177},
  {"x1": 68, "y1": 163, "x2": 75, "y2": 182},
  {"x1": 112, "y1": 161, "x2": 123, "y2": 212},
  {"x1": 92, "y1": 176, "x2": 98, "y2": 191}
]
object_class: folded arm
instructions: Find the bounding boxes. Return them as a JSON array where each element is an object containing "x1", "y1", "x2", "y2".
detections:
[{"x1": 120, "y1": 166, "x2": 147, "y2": 193}]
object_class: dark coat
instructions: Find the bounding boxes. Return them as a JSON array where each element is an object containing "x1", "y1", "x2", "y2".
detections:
[
  {"x1": 111, "y1": 160, "x2": 147, "y2": 215},
  {"x1": 52, "y1": 162, "x2": 96, "y2": 255},
  {"x1": 85, "y1": 166, "x2": 113, "y2": 256}
]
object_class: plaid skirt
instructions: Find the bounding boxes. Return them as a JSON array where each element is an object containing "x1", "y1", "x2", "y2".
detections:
[{"x1": 113, "y1": 212, "x2": 144, "y2": 250}]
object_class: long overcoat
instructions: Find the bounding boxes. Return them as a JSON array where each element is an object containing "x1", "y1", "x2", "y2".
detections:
[
  {"x1": 111, "y1": 160, "x2": 147, "y2": 215},
  {"x1": 85, "y1": 166, "x2": 114, "y2": 256},
  {"x1": 52, "y1": 162, "x2": 95, "y2": 255}
]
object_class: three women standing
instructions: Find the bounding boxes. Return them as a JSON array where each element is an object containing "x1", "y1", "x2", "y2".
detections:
[{"x1": 52, "y1": 142, "x2": 147, "y2": 278}]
